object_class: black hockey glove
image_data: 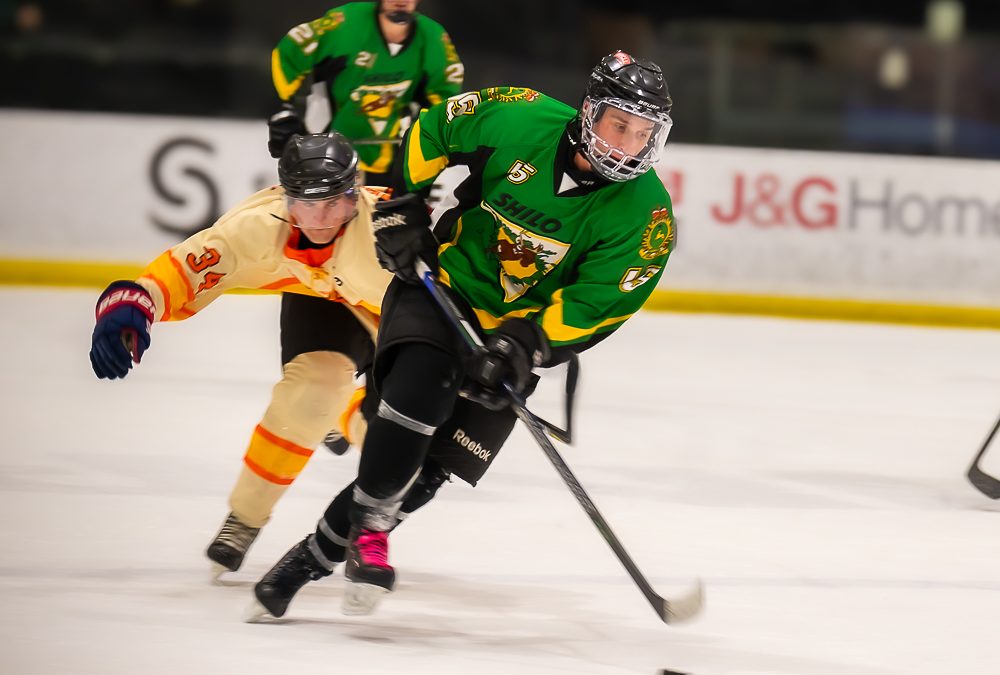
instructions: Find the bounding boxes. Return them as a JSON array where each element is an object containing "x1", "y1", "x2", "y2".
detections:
[
  {"x1": 372, "y1": 193, "x2": 437, "y2": 284},
  {"x1": 90, "y1": 281, "x2": 154, "y2": 380},
  {"x1": 465, "y1": 318, "x2": 550, "y2": 410},
  {"x1": 267, "y1": 103, "x2": 306, "y2": 159}
]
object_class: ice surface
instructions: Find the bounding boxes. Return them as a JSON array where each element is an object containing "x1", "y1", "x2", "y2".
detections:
[{"x1": 1, "y1": 288, "x2": 999, "y2": 675}]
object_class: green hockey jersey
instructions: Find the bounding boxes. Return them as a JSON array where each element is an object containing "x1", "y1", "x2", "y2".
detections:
[
  {"x1": 272, "y1": 2, "x2": 463, "y2": 173},
  {"x1": 401, "y1": 87, "x2": 675, "y2": 348}
]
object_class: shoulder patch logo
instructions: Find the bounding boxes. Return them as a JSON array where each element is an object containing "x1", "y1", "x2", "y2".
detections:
[
  {"x1": 289, "y1": 11, "x2": 345, "y2": 45},
  {"x1": 442, "y1": 33, "x2": 459, "y2": 63},
  {"x1": 639, "y1": 208, "x2": 675, "y2": 260},
  {"x1": 484, "y1": 87, "x2": 541, "y2": 103}
]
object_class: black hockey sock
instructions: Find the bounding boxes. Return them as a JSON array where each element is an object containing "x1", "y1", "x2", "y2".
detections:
[
  {"x1": 314, "y1": 481, "x2": 355, "y2": 562},
  {"x1": 399, "y1": 458, "x2": 450, "y2": 517},
  {"x1": 356, "y1": 342, "x2": 462, "y2": 509}
]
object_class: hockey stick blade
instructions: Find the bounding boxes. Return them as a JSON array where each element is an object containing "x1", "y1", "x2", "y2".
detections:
[
  {"x1": 515, "y1": 398, "x2": 704, "y2": 625},
  {"x1": 417, "y1": 259, "x2": 704, "y2": 625},
  {"x1": 968, "y1": 463, "x2": 1000, "y2": 499},
  {"x1": 966, "y1": 413, "x2": 1000, "y2": 499},
  {"x1": 659, "y1": 579, "x2": 705, "y2": 624}
]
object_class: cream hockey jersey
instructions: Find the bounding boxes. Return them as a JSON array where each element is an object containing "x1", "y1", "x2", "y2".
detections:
[{"x1": 134, "y1": 186, "x2": 393, "y2": 337}]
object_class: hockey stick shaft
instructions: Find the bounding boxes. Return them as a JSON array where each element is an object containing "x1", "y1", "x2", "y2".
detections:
[
  {"x1": 415, "y1": 259, "x2": 575, "y2": 443},
  {"x1": 415, "y1": 259, "x2": 703, "y2": 623},
  {"x1": 967, "y1": 412, "x2": 1000, "y2": 499}
]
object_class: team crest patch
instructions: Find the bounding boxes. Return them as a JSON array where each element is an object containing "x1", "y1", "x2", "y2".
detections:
[
  {"x1": 350, "y1": 81, "x2": 412, "y2": 134},
  {"x1": 639, "y1": 208, "x2": 675, "y2": 260},
  {"x1": 483, "y1": 201, "x2": 570, "y2": 302},
  {"x1": 484, "y1": 87, "x2": 541, "y2": 103}
]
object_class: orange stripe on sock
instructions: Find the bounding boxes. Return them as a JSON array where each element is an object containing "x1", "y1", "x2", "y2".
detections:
[
  {"x1": 243, "y1": 424, "x2": 315, "y2": 484},
  {"x1": 243, "y1": 456, "x2": 295, "y2": 485},
  {"x1": 254, "y1": 424, "x2": 314, "y2": 457}
]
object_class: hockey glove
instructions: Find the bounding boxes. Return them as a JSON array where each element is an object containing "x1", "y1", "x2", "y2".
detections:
[
  {"x1": 267, "y1": 104, "x2": 307, "y2": 159},
  {"x1": 465, "y1": 318, "x2": 550, "y2": 410},
  {"x1": 90, "y1": 281, "x2": 154, "y2": 380},
  {"x1": 372, "y1": 193, "x2": 437, "y2": 284}
]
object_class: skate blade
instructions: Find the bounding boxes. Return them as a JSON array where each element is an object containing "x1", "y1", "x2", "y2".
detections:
[
  {"x1": 210, "y1": 562, "x2": 230, "y2": 585},
  {"x1": 341, "y1": 582, "x2": 390, "y2": 616},
  {"x1": 243, "y1": 598, "x2": 276, "y2": 623}
]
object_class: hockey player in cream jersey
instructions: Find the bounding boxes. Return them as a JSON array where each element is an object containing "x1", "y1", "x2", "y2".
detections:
[{"x1": 89, "y1": 132, "x2": 391, "y2": 576}]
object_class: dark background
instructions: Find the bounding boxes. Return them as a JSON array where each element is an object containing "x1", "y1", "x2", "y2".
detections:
[{"x1": 3, "y1": 0, "x2": 999, "y2": 158}]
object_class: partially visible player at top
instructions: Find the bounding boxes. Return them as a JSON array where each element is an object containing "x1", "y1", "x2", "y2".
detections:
[
  {"x1": 267, "y1": 0, "x2": 463, "y2": 460},
  {"x1": 88, "y1": 133, "x2": 398, "y2": 578},
  {"x1": 267, "y1": 0, "x2": 464, "y2": 184},
  {"x1": 241, "y1": 0, "x2": 462, "y2": 527},
  {"x1": 249, "y1": 51, "x2": 678, "y2": 618}
]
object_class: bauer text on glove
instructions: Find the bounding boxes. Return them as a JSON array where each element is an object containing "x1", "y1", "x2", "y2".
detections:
[{"x1": 90, "y1": 281, "x2": 154, "y2": 380}]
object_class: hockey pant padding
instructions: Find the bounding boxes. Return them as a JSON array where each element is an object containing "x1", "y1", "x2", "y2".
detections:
[
  {"x1": 230, "y1": 351, "x2": 357, "y2": 528},
  {"x1": 314, "y1": 458, "x2": 451, "y2": 563},
  {"x1": 354, "y1": 342, "x2": 463, "y2": 525}
]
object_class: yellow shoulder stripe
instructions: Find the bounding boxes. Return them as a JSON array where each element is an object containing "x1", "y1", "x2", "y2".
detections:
[
  {"x1": 271, "y1": 49, "x2": 305, "y2": 101},
  {"x1": 406, "y1": 118, "x2": 449, "y2": 185}
]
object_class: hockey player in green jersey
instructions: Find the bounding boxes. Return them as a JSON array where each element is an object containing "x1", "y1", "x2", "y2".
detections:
[
  {"x1": 267, "y1": 0, "x2": 464, "y2": 183},
  {"x1": 251, "y1": 51, "x2": 676, "y2": 619}
]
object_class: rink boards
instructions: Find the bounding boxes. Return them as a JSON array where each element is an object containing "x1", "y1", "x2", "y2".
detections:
[{"x1": 1, "y1": 108, "x2": 998, "y2": 328}]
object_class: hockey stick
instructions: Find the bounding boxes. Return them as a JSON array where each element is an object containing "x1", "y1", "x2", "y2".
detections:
[
  {"x1": 966, "y1": 412, "x2": 1000, "y2": 499},
  {"x1": 415, "y1": 259, "x2": 704, "y2": 624},
  {"x1": 416, "y1": 261, "x2": 577, "y2": 444}
]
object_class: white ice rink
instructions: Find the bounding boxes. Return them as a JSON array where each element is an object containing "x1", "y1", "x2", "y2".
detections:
[{"x1": 1, "y1": 287, "x2": 999, "y2": 675}]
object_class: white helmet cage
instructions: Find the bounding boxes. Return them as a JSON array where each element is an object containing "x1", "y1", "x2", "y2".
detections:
[{"x1": 579, "y1": 96, "x2": 673, "y2": 182}]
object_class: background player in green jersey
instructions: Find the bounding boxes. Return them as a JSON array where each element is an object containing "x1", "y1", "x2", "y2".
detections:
[
  {"x1": 263, "y1": 0, "x2": 463, "y2": 463},
  {"x1": 250, "y1": 51, "x2": 675, "y2": 619},
  {"x1": 267, "y1": 0, "x2": 464, "y2": 184}
]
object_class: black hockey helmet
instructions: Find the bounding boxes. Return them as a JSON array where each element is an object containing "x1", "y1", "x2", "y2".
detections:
[
  {"x1": 586, "y1": 51, "x2": 672, "y2": 116},
  {"x1": 278, "y1": 132, "x2": 359, "y2": 201},
  {"x1": 576, "y1": 51, "x2": 673, "y2": 182}
]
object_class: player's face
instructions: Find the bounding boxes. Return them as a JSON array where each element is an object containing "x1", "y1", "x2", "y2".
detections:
[
  {"x1": 591, "y1": 108, "x2": 657, "y2": 159},
  {"x1": 288, "y1": 192, "x2": 358, "y2": 245}
]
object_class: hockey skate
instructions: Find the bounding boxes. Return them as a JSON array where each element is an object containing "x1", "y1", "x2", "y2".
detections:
[
  {"x1": 206, "y1": 512, "x2": 260, "y2": 581},
  {"x1": 321, "y1": 428, "x2": 350, "y2": 456},
  {"x1": 246, "y1": 535, "x2": 333, "y2": 621},
  {"x1": 342, "y1": 528, "x2": 395, "y2": 615}
]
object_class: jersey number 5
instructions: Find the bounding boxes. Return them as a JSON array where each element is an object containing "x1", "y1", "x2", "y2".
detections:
[
  {"x1": 506, "y1": 161, "x2": 537, "y2": 185},
  {"x1": 619, "y1": 265, "x2": 661, "y2": 292}
]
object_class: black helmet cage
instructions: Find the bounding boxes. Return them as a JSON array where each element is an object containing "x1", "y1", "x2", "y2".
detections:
[
  {"x1": 579, "y1": 51, "x2": 673, "y2": 182},
  {"x1": 278, "y1": 132, "x2": 360, "y2": 201}
]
